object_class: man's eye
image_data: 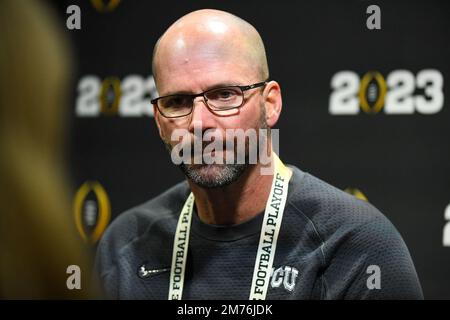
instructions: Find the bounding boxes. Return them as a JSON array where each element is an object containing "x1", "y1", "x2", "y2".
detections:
[
  {"x1": 165, "y1": 96, "x2": 188, "y2": 107},
  {"x1": 210, "y1": 89, "x2": 238, "y2": 101},
  {"x1": 218, "y1": 90, "x2": 234, "y2": 99}
]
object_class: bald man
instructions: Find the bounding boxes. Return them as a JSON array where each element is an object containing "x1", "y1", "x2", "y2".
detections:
[{"x1": 95, "y1": 9, "x2": 423, "y2": 300}]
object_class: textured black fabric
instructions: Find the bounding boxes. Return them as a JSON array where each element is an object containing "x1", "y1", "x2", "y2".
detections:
[{"x1": 95, "y1": 166, "x2": 423, "y2": 299}]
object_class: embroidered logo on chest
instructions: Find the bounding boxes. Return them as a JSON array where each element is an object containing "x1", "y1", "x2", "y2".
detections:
[{"x1": 270, "y1": 266, "x2": 299, "y2": 292}]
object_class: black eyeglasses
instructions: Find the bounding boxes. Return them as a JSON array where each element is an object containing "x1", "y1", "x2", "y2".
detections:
[{"x1": 151, "y1": 81, "x2": 268, "y2": 118}]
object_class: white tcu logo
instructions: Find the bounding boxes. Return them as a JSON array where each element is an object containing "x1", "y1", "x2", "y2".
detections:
[{"x1": 270, "y1": 266, "x2": 299, "y2": 292}]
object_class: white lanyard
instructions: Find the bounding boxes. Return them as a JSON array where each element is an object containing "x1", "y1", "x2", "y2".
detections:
[{"x1": 168, "y1": 154, "x2": 291, "y2": 300}]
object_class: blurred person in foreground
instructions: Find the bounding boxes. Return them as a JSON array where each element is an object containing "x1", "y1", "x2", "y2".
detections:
[
  {"x1": 95, "y1": 9, "x2": 423, "y2": 299},
  {"x1": 0, "y1": 0, "x2": 95, "y2": 299}
]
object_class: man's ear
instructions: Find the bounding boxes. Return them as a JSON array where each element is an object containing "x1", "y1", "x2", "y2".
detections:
[
  {"x1": 153, "y1": 105, "x2": 164, "y2": 139},
  {"x1": 263, "y1": 81, "x2": 282, "y2": 128}
]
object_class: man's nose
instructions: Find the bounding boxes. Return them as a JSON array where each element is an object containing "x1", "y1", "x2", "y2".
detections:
[{"x1": 188, "y1": 96, "x2": 217, "y2": 133}]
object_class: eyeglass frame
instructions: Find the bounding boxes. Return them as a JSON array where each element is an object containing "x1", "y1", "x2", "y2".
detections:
[{"x1": 151, "y1": 80, "x2": 269, "y2": 118}]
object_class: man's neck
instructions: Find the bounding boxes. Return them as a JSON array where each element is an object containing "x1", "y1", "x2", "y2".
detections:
[{"x1": 188, "y1": 162, "x2": 274, "y2": 225}]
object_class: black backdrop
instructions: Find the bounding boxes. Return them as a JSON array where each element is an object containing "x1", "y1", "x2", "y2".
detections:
[{"x1": 50, "y1": 0, "x2": 450, "y2": 299}]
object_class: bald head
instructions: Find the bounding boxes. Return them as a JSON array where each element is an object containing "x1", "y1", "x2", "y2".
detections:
[{"x1": 152, "y1": 9, "x2": 269, "y2": 89}]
